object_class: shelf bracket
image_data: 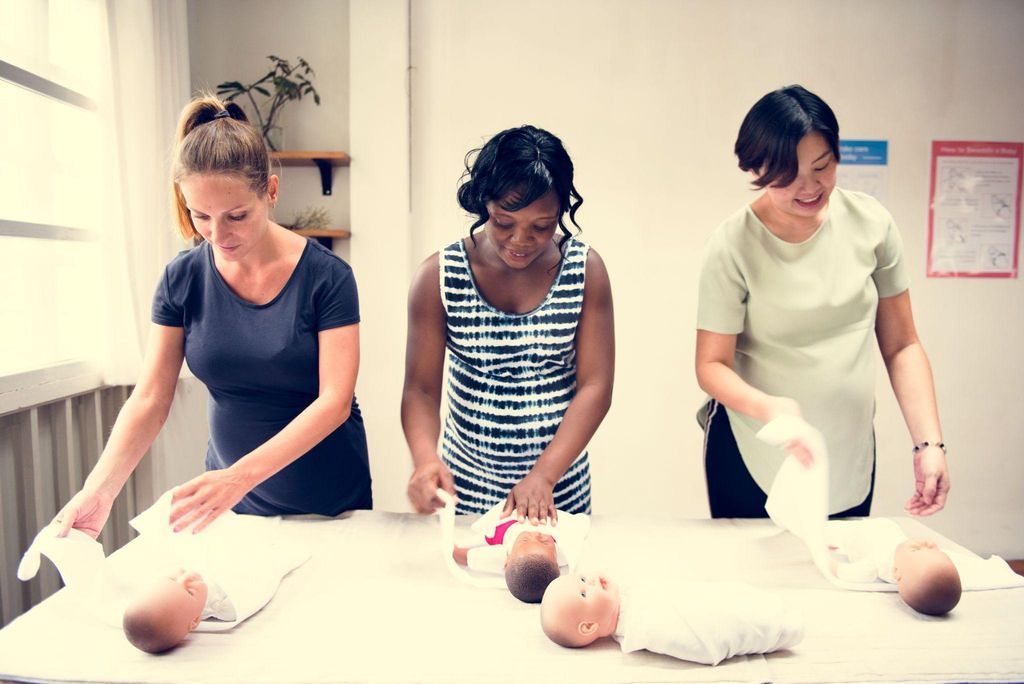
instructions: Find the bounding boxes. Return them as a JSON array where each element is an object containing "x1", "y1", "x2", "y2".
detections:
[{"x1": 313, "y1": 158, "x2": 334, "y2": 195}]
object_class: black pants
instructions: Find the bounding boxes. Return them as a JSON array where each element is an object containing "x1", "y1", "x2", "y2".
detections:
[{"x1": 703, "y1": 400, "x2": 874, "y2": 519}]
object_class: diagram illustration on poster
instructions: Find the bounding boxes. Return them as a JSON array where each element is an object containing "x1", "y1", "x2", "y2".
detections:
[{"x1": 928, "y1": 141, "x2": 1022, "y2": 278}]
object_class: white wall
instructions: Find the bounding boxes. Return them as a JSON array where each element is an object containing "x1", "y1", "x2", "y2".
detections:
[
  {"x1": 405, "y1": 0, "x2": 1024, "y2": 557},
  {"x1": 188, "y1": 0, "x2": 351, "y2": 262},
  {"x1": 183, "y1": 0, "x2": 1024, "y2": 557}
]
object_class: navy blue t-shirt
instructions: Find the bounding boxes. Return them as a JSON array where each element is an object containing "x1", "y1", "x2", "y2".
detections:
[{"x1": 152, "y1": 239, "x2": 371, "y2": 516}]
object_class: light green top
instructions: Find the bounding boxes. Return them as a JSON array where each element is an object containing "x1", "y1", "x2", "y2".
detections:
[{"x1": 697, "y1": 188, "x2": 910, "y2": 513}]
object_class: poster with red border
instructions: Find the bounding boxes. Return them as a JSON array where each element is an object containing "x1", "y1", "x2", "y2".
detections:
[{"x1": 927, "y1": 141, "x2": 1022, "y2": 278}]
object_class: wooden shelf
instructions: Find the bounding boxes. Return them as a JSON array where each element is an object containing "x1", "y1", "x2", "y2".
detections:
[
  {"x1": 292, "y1": 228, "x2": 351, "y2": 239},
  {"x1": 270, "y1": 151, "x2": 350, "y2": 166},
  {"x1": 269, "y1": 151, "x2": 350, "y2": 195}
]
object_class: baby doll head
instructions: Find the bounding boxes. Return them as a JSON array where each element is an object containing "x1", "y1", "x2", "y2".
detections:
[
  {"x1": 504, "y1": 531, "x2": 560, "y2": 603},
  {"x1": 123, "y1": 568, "x2": 208, "y2": 653},
  {"x1": 540, "y1": 571, "x2": 621, "y2": 647},
  {"x1": 893, "y1": 539, "x2": 962, "y2": 616}
]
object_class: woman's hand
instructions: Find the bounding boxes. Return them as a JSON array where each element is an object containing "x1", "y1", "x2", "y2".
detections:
[
  {"x1": 54, "y1": 489, "x2": 115, "y2": 540},
  {"x1": 905, "y1": 446, "x2": 949, "y2": 516},
  {"x1": 502, "y1": 472, "x2": 557, "y2": 526},
  {"x1": 761, "y1": 396, "x2": 817, "y2": 468},
  {"x1": 169, "y1": 467, "x2": 252, "y2": 533},
  {"x1": 407, "y1": 457, "x2": 455, "y2": 514}
]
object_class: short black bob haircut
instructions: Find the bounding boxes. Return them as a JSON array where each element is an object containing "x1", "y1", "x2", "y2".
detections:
[
  {"x1": 734, "y1": 85, "x2": 841, "y2": 189},
  {"x1": 456, "y1": 125, "x2": 583, "y2": 253}
]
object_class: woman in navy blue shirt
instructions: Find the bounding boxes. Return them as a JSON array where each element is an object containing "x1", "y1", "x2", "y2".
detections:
[{"x1": 54, "y1": 97, "x2": 370, "y2": 539}]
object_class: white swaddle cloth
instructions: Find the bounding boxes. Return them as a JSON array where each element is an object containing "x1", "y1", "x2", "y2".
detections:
[
  {"x1": 436, "y1": 489, "x2": 504, "y2": 588},
  {"x1": 759, "y1": 416, "x2": 1024, "y2": 592},
  {"x1": 612, "y1": 581, "x2": 804, "y2": 666},
  {"x1": 18, "y1": 490, "x2": 310, "y2": 631},
  {"x1": 434, "y1": 489, "x2": 590, "y2": 588},
  {"x1": 758, "y1": 414, "x2": 832, "y2": 575}
]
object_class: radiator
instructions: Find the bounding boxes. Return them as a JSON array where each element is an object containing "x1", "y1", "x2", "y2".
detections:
[{"x1": 0, "y1": 386, "x2": 155, "y2": 626}]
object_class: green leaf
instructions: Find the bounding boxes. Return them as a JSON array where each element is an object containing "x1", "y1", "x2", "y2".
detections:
[{"x1": 253, "y1": 86, "x2": 270, "y2": 96}]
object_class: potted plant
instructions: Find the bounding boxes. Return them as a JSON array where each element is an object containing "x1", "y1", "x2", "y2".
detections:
[{"x1": 216, "y1": 55, "x2": 322, "y2": 151}]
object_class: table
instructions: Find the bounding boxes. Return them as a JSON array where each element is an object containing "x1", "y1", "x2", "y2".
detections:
[{"x1": 1, "y1": 512, "x2": 1022, "y2": 683}]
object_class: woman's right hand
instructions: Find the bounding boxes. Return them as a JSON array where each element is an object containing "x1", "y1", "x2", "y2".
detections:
[
  {"x1": 407, "y1": 457, "x2": 456, "y2": 514},
  {"x1": 761, "y1": 395, "x2": 818, "y2": 468},
  {"x1": 54, "y1": 489, "x2": 115, "y2": 540}
]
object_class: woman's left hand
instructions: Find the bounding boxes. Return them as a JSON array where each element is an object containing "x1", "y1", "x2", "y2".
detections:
[
  {"x1": 905, "y1": 446, "x2": 949, "y2": 516},
  {"x1": 169, "y1": 468, "x2": 251, "y2": 533},
  {"x1": 502, "y1": 472, "x2": 557, "y2": 526}
]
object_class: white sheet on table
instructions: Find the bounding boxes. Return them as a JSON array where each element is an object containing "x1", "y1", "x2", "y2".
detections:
[{"x1": 3, "y1": 512, "x2": 1024, "y2": 684}]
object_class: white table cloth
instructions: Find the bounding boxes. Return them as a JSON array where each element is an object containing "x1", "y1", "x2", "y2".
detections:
[{"x1": 1, "y1": 511, "x2": 1022, "y2": 684}]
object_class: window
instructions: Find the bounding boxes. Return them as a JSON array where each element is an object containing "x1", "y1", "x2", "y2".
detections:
[{"x1": 0, "y1": 0, "x2": 106, "y2": 393}]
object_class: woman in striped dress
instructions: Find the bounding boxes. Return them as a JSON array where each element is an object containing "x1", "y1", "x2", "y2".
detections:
[{"x1": 402, "y1": 125, "x2": 614, "y2": 522}]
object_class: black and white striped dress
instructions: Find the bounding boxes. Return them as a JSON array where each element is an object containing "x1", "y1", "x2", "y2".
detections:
[{"x1": 439, "y1": 237, "x2": 592, "y2": 515}]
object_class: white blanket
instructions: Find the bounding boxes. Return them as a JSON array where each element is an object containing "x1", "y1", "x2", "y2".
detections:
[
  {"x1": 613, "y1": 581, "x2": 804, "y2": 666},
  {"x1": 17, "y1": 491, "x2": 310, "y2": 631}
]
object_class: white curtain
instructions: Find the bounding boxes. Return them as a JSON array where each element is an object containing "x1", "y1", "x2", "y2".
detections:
[
  {"x1": 98, "y1": 0, "x2": 208, "y2": 503},
  {"x1": 99, "y1": 0, "x2": 190, "y2": 383}
]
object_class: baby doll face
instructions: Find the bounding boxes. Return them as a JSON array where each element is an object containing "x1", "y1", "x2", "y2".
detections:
[
  {"x1": 540, "y1": 571, "x2": 620, "y2": 647},
  {"x1": 156, "y1": 568, "x2": 208, "y2": 624},
  {"x1": 893, "y1": 539, "x2": 946, "y2": 576},
  {"x1": 123, "y1": 568, "x2": 209, "y2": 653},
  {"x1": 893, "y1": 539, "x2": 962, "y2": 616},
  {"x1": 140, "y1": 569, "x2": 208, "y2": 630},
  {"x1": 505, "y1": 531, "x2": 557, "y2": 567}
]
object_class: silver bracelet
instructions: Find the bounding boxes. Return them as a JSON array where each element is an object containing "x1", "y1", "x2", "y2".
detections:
[{"x1": 912, "y1": 440, "x2": 946, "y2": 455}]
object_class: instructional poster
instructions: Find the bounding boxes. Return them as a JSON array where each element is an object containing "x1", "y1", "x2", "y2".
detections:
[
  {"x1": 928, "y1": 141, "x2": 1022, "y2": 278},
  {"x1": 837, "y1": 140, "x2": 888, "y2": 204}
]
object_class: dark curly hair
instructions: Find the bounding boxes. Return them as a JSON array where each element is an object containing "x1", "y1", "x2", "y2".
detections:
[
  {"x1": 504, "y1": 553, "x2": 561, "y2": 604},
  {"x1": 456, "y1": 125, "x2": 583, "y2": 255},
  {"x1": 734, "y1": 84, "x2": 841, "y2": 189}
]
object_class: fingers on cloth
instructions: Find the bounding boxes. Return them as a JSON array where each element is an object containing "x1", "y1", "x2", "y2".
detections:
[{"x1": 174, "y1": 503, "x2": 218, "y2": 533}]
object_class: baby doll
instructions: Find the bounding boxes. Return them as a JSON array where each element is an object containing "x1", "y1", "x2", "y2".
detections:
[
  {"x1": 758, "y1": 417, "x2": 1013, "y2": 613},
  {"x1": 19, "y1": 490, "x2": 309, "y2": 653},
  {"x1": 540, "y1": 571, "x2": 803, "y2": 665},
  {"x1": 827, "y1": 518, "x2": 961, "y2": 615},
  {"x1": 436, "y1": 489, "x2": 589, "y2": 602},
  {"x1": 122, "y1": 568, "x2": 216, "y2": 653}
]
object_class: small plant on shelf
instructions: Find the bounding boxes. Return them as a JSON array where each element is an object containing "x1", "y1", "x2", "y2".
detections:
[
  {"x1": 216, "y1": 55, "x2": 321, "y2": 151},
  {"x1": 288, "y1": 206, "x2": 331, "y2": 231}
]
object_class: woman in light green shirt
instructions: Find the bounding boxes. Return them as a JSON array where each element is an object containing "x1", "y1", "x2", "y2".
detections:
[{"x1": 695, "y1": 85, "x2": 949, "y2": 519}]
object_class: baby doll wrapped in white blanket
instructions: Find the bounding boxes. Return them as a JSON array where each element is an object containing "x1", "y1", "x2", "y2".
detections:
[
  {"x1": 758, "y1": 416, "x2": 1024, "y2": 593},
  {"x1": 541, "y1": 571, "x2": 803, "y2": 665},
  {"x1": 18, "y1": 490, "x2": 309, "y2": 631},
  {"x1": 825, "y1": 517, "x2": 1024, "y2": 592},
  {"x1": 613, "y1": 581, "x2": 804, "y2": 665}
]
